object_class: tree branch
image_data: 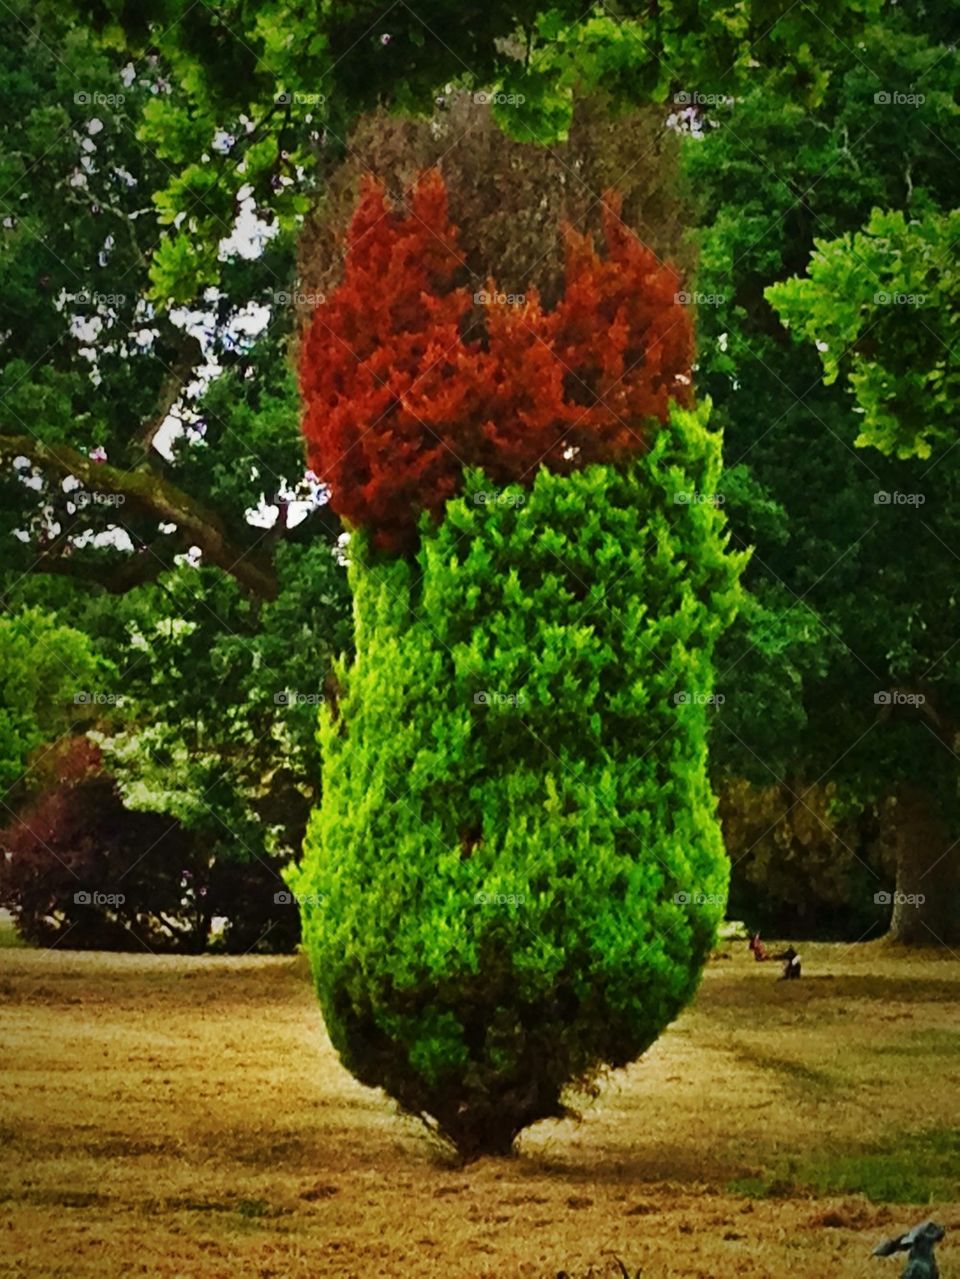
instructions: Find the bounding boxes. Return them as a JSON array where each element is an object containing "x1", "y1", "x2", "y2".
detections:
[
  {"x1": 134, "y1": 328, "x2": 205, "y2": 453},
  {"x1": 1, "y1": 434, "x2": 277, "y2": 599}
]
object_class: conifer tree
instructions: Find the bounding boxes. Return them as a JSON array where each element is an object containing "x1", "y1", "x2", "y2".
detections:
[{"x1": 295, "y1": 172, "x2": 744, "y2": 1158}]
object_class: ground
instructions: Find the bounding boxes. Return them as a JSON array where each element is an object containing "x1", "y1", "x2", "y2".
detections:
[{"x1": 1, "y1": 937, "x2": 958, "y2": 1278}]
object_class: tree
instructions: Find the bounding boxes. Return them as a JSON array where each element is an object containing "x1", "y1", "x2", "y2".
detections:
[
  {"x1": 293, "y1": 172, "x2": 744, "y2": 1157},
  {"x1": 0, "y1": 0, "x2": 345, "y2": 601},
  {"x1": 49, "y1": 0, "x2": 881, "y2": 307},
  {"x1": 720, "y1": 778, "x2": 889, "y2": 938},
  {"x1": 0, "y1": 608, "x2": 107, "y2": 801},
  {"x1": 766, "y1": 209, "x2": 960, "y2": 461},
  {"x1": 0, "y1": 736, "x2": 307, "y2": 952},
  {"x1": 681, "y1": 0, "x2": 960, "y2": 944}
]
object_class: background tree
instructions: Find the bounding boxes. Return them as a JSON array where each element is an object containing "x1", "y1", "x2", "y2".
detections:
[
  {"x1": 0, "y1": 609, "x2": 107, "y2": 801},
  {"x1": 682, "y1": 0, "x2": 960, "y2": 943}
]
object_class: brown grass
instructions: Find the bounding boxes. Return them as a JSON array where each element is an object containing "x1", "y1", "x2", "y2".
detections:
[{"x1": 1, "y1": 940, "x2": 958, "y2": 1277}]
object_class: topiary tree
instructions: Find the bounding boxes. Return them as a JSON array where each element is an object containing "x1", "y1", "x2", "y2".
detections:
[{"x1": 293, "y1": 172, "x2": 744, "y2": 1159}]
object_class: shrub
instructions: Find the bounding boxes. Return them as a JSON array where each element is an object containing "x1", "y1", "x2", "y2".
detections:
[
  {"x1": 0, "y1": 740, "x2": 300, "y2": 953},
  {"x1": 293, "y1": 402, "x2": 744, "y2": 1158},
  {"x1": 0, "y1": 750, "x2": 197, "y2": 951}
]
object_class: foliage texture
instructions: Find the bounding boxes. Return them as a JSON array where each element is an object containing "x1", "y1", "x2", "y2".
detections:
[{"x1": 300, "y1": 169, "x2": 693, "y2": 552}]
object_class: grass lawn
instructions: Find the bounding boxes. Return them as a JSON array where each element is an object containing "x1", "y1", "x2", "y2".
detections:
[{"x1": 0, "y1": 939, "x2": 957, "y2": 1277}]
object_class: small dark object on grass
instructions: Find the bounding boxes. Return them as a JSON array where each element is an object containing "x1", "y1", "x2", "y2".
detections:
[
  {"x1": 873, "y1": 1220, "x2": 945, "y2": 1279},
  {"x1": 749, "y1": 931, "x2": 770, "y2": 961},
  {"x1": 776, "y1": 945, "x2": 801, "y2": 979}
]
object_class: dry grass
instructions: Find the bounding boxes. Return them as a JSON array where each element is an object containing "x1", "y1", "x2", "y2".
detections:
[{"x1": 1, "y1": 940, "x2": 958, "y2": 1277}]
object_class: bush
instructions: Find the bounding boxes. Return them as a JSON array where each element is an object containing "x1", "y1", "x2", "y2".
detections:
[
  {"x1": 293, "y1": 403, "x2": 744, "y2": 1158},
  {"x1": 0, "y1": 741, "x2": 300, "y2": 953},
  {"x1": 0, "y1": 758, "x2": 197, "y2": 951}
]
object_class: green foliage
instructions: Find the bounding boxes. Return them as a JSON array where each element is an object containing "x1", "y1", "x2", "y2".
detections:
[
  {"x1": 85, "y1": 545, "x2": 350, "y2": 869},
  {"x1": 684, "y1": 0, "x2": 960, "y2": 837},
  {"x1": 0, "y1": 609, "x2": 107, "y2": 797},
  {"x1": 766, "y1": 208, "x2": 960, "y2": 460},
  {"x1": 720, "y1": 779, "x2": 889, "y2": 938},
  {"x1": 52, "y1": 0, "x2": 885, "y2": 302},
  {"x1": 293, "y1": 403, "x2": 745, "y2": 1157}
]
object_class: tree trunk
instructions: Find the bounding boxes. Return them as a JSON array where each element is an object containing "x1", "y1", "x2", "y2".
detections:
[{"x1": 888, "y1": 786, "x2": 960, "y2": 945}]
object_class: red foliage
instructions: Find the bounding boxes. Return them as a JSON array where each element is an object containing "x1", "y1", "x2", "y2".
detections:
[{"x1": 300, "y1": 169, "x2": 693, "y2": 552}]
